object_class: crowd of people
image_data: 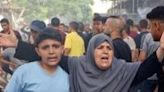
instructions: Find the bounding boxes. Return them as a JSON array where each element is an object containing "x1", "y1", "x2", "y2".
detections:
[{"x1": 0, "y1": 5, "x2": 164, "y2": 92}]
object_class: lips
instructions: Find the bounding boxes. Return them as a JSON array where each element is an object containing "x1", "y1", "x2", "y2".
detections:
[
  {"x1": 101, "y1": 57, "x2": 109, "y2": 60},
  {"x1": 47, "y1": 56, "x2": 58, "y2": 61}
]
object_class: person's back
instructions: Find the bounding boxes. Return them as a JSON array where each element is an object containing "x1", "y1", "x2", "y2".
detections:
[
  {"x1": 64, "y1": 21, "x2": 85, "y2": 56},
  {"x1": 113, "y1": 38, "x2": 132, "y2": 61},
  {"x1": 83, "y1": 31, "x2": 92, "y2": 52},
  {"x1": 134, "y1": 19, "x2": 149, "y2": 50},
  {"x1": 65, "y1": 31, "x2": 85, "y2": 56},
  {"x1": 134, "y1": 31, "x2": 149, "y2": 49},
  {"x1": 105, "y1": 16, "x2": 132, "y2": 61}
]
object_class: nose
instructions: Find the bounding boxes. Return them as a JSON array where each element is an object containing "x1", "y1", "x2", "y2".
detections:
[
  {"x1": 103, "y1": 47, "x2": 109, "y2": 54},
  {"x1": 48, "y1": 46, "x2": 54, "y2": 54}
]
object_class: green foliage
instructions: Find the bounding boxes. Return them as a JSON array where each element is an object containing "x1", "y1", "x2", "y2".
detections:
[{"x1": 9, "y1": 0, "x2": 93, "y2": 23}]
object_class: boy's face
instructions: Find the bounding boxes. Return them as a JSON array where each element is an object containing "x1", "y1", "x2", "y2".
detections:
[
  {"x1": 35, "y1": 39, "x2": 64, "y2": 67},
  {"x1": 92, "y1": 21, "x2": 103, "y2": 33},
  {"x1": 1, "y1": 22, "x2": 9, "y2": 32}
]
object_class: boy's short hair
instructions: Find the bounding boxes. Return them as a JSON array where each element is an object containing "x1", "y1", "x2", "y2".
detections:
[
  {"x1": 30, "y1": 20, "x2": 46, "y2": 32},
  {"x1": 69, "y1": 21, "x2": 79, "y2": 31},
  {"x1": 139, "y1": 19, "x2": 148, "y2": 29},
  {"x1": 93, "y1": 16, "x2": 103, "y2": 22},
  {"x1": 34, "y1": 27, "x2": 63, "y2": 47},
  {"x1": 51, "y1": 17, "x2": 60, "y2": 27},
  {"x1": 0, "y1": 18, "x2": 9, "y2": 24}
]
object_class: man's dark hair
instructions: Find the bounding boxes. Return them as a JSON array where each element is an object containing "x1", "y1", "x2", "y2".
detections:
[
  {"x1": 30, "y1": 20, "x2": 46, "y2": 32},
  {"x1": 126, "y1": 19, "x2": 134, "y2": 26},
  {"x1": 69, "y1": 21, "x2": 79, "y2": 31},
  {"x1": 93, "y1": 16, "x2": 103, "y2": 22},
  {"x1": 147, "y1": 6, "x2": 164, "y2": 21},
  {"x1": 34, "y1": 27, "x2": 63, "y2": 47},
  {"x1": 93, "y1": 13, "x2": 101, "y2": 18},
  {"x1": 78, "y1": 22, "x2": 84, "y2": 32},
  {"x1": 102, "y1": 16, "x2": 108, "y2": 24},
  {"x1": 51, "y1": 17, "x2": 60, "y2": 27},
  {"x1": 139, "y1": 19, "x2": 148, "y2": 29},
  {"x1": 0, "y1": 18, "x2": 9, "y2": 24},
  {"x1": 125, "y1": 19, "x2": 134, "y2": 34}
]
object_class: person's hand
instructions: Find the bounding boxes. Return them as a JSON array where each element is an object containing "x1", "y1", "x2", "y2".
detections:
[
  {"x1": 0, "y1": 29, "x2": 18, "y2": 47},
  {"x1": 9, "y1": 62, "x2": 17, "y2": 69},
  {"x1": 160, "y1": 32, "x2": 164, "y2": 50},
  {"x1": 157, "y1": 32, "x2": 164, "y2": 62}
]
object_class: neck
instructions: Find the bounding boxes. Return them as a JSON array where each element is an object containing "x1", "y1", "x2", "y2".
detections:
[
  {"x1": 122, "y1": 33, "x2": 128, "y2": 39},
  {"x1": 140, "y1": 28, "x2": 147, "y2": 32},
  {"x1": 111, "y1": 31, "x2": 122, "y2": 39},
  {"x1": 71, "y1": 29, "x2": 76, "y2": 32},
  {"x1": 39, "y1": 62, "x2": 57, "y2": 75}
]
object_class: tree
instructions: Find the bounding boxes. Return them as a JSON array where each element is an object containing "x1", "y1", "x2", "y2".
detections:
[{"x1": 8, "y1": 0, "x2": 93, "y2": 24}]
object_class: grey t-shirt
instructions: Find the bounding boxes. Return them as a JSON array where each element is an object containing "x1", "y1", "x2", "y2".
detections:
[
  {"x1": 140, "y1": 33, "x2": 159, "y2": 80},
  {"x1": 141, "y1": 33, "x2": 159, "y2": 57}
]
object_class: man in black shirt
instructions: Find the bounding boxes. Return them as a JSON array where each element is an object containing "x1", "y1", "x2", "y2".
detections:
[
  {"x1": 147, "y1": 6, "x2": 164, "y2": 92},
  {"x1": 104, "y1": 16, "x2": 132, "y2": 62}
]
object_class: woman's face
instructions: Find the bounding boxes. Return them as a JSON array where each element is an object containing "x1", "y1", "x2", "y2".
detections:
[{"x1": 94, "y1": 41, "x2": 114, "y2": 70}]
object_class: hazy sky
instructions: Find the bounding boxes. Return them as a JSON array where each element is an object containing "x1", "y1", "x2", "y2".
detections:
[{"x1": 90, "y1": 0, "x2": 112, "y2": 13}]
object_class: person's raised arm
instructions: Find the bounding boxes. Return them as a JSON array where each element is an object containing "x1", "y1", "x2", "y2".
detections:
[
  {"x1": 0, "y1": 31, "x2": 69, "y2": 73},
  {"x1": 0, "y1": 29, "x2": 18, "y2": 48},
  {"x1": 132, "y1": 32, "x2": 164, "y2": 85},
  {"x1": 156, "y1": 32, "x2": 164, "y2": 62},
  {"x1": 14, "y1": 41, "x2": 40, "y2": 61}
]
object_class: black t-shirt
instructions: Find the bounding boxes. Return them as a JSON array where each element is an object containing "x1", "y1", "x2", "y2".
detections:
[
  {"x1": 157, "y1": 59, "x2": 164, "y2": 92},
  {"x1": 112, "y1": 38, "x2": 132, "y2": 62}
]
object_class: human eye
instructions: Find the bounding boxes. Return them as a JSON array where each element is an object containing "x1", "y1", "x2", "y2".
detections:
[
  {"x1": 52, "y1": 44, "x2": 60, "y2": 49},
  {"x1": 41, "y1": 45, "x2": 49, "y2": 50},
  {"x1": 107, "y1": 46, "x2": 112, "y2": 50},
  {"x1": 97, "y1": 45, "x2": 103, "y2": 49}
]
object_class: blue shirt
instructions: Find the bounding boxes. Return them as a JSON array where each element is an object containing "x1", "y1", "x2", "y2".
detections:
[{"x1": 5, "y1": 62, "x2": 69, "y2": 92}]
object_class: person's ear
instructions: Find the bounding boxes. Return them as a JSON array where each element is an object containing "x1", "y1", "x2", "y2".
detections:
[
  {"x1": 35, "y1": 48, "x2": 41, "y2": 56},
  {"x1": 61, "y1": 45, "x2": 64, "y2": 54},
  {"x1": 159, "y1": 22, "x2": 164, "y2": 32},
  {"x1": 155, "y1": 21, "x2": 161, "y2": 31}
]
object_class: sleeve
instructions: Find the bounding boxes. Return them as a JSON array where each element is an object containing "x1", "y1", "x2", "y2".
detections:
[
  {"x1": 82, "y1": 41, "x2": 85, "y2": 54},
  {"x1": 59, "y1": 56, "x2": 80, "y2": 73},
  {"x1": 132, "y1": 51, "x2": 161, "y2": 85},
  {"x1": 140, "y1": 34, "x2": 149, "y2": 53},
  {"x1": 14, "y1": 40, "x2": 40, "y2": 62},
  {"x1": 59, "y1": 56, "x2": 69, "y2": 73},
  {"x1": 5, "y1": 66, "x2": 24, "y2": 92},
  {"x1": 64, "y1": 35, "x2": 71, "y2": 49}
]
